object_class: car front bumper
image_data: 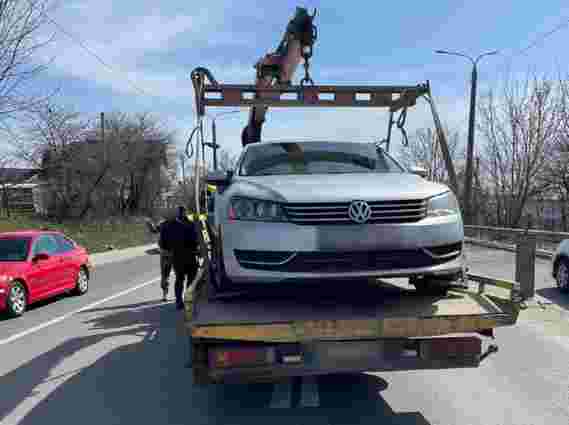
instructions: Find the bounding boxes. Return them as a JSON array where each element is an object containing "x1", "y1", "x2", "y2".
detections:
[
  {"x1": 0, "y1": 284, "x2": 8, "y2": 311},
  {"x1": 222, "y1": 216, "x2": 465, "y2": 284}
]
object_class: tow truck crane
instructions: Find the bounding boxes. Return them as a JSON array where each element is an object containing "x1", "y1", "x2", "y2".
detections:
[{"x1": 183, "y1": 7, "x2": 523, "y2": 385}]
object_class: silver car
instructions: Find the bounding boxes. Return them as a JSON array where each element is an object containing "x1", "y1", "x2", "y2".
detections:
[
  {"x1": 552, "y1": 240, "x2": 569, "y2": 293},
  {"x1": 208, "y1": 140, "x2": 465, "y2": 293}
]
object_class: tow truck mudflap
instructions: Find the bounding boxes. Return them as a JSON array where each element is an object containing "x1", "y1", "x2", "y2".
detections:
[{"x1": 198, "y1": 335, "x2": 491, "y2": 384}]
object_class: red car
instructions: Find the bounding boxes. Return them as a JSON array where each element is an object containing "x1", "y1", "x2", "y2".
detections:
[{"x1": 0, "y1": 230, "x2": 92, "y2": 317}]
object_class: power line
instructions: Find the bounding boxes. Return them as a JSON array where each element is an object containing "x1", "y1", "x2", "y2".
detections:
[
  {"x1": 505, "y1": 16, "x2": 569, "y2": 61},
  {"x1": 45, "y1": 15, "x2": 157, "y2": 98}
]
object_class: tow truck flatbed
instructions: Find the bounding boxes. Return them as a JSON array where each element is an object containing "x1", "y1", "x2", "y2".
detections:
[{"x1": 184, "y1": 269, "x2": 523, "y2": 384}]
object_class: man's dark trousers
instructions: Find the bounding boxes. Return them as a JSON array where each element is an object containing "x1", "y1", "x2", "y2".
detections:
[{"x1": 174, "y1": 257, "x2": 198, "y2": 308}]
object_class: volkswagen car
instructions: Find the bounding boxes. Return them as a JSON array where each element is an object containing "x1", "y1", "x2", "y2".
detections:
[{"x1": 208, "y1": 140, "x2": 465, "y2": 292}]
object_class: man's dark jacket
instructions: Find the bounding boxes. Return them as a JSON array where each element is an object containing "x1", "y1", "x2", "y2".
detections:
[{"x1": 159, "y1": 218, "x2": 199, "y2": 266}]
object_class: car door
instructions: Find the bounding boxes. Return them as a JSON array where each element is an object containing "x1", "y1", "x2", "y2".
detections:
[
  {"x1": 54, "y1": 234, "x2": 79, "y2": 289},
  {"x1": 27, "y1": 235, "x2": 63, "y2": 299}
]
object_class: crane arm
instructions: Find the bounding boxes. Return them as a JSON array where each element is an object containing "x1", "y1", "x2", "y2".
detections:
[{"x1": 241, "y1": 7, "x2": 317, "y2": 147}]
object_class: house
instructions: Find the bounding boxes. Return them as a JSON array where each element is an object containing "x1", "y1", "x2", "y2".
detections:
[
  {"x1": 38, "y1": 136, "x2": 178, "y2": 217},
  {"x1": 0, "y1": 168, "x2": 42, "y2": 215}
]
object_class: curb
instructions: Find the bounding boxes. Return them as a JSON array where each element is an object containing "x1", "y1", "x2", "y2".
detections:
[
  {"x1": 464, "y1": 237, "x2": 553, "y2": 260},
  {"x1": 91, "y1": 243, "x2": 157, "y2": 267}
]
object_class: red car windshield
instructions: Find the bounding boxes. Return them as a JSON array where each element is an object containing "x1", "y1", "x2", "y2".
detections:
[{"x1": 0, "y1": 237, "x2": 31, "y2": 262}]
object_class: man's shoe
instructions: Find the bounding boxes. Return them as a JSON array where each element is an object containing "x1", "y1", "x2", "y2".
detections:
[{"x1": 162, "y1": 290, "x2": 168, "y2": 302}]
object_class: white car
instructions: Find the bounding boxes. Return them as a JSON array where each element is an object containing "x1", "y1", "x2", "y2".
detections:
[
  {"x1": 208, "y1": 140, "x2": 465, "y2": 294},
  {"x1": 552, "y1": 240, "x2": 569, "y2": 293}
]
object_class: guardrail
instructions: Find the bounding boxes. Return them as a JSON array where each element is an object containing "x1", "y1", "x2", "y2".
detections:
[
  {"x1": 463, "y1": 225, "x2": 568, "y2": 300},
  {"x1": 464, "y1": 225, "x2": 568, "y2": 252}
]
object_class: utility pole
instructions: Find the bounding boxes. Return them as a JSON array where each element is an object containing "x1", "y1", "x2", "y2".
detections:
[
  {"x1": 464, "y1": 64, "x2": 478, "y2": 226},
  {"x1": 205, "y1": 110, "x2": 240, "y2": 171},
  {"x1": 179, "y1": 153, "x2": 186, "y2": 183},
  {"x1": 101, "y1": 112, "x2": 106, "y2": 164},
  {"x1": 211, "y1": 120, "x2": 218, "y2": 170},
  {"x1": 435, "y1": 49, "x2": 498, "y2": 224}
]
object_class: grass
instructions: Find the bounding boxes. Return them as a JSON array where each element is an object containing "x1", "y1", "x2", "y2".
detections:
[{"x1": 0, "y1": 213, "x2": 156, "y2": 254}]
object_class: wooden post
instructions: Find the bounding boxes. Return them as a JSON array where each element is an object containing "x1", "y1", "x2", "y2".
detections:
[{"x1": 516, "y1": 233, "x2": 536, "y2": 299}]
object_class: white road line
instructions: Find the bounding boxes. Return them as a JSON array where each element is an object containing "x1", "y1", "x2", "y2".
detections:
[
  {"x1": 269, "y1": 380, "x2": 293, "y2": 409},
  {"x1": 300, "y1": 376, "x2": 320, "y2": 407},
  {"x1": 0, "y1": 277, "x2": 160, "y2": 346},
  {"x1": 149, "y1": 329, "x2": 158, "y2": 340}
]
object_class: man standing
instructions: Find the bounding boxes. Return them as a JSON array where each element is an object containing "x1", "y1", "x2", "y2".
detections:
[{"x1": 160, "y1": 206, "x2": 200, "y2": 310}]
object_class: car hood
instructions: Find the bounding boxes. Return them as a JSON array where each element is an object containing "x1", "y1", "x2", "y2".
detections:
[{"x1": 232, "y1": 173, "x2": 451, "y2": 203}]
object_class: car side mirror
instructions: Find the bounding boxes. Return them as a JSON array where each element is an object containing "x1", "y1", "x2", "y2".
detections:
[
  {"x1": 207, "y1": 170, "x2": 233, "y2": 189},
  {"x1": 410, "y1": 166, "x2": 428, "y2": 179},
  {"x1": 32, "y1": 252, "x2": 50, "y2": 262}
]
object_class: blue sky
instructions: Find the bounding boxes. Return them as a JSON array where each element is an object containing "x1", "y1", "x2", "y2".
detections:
[{"x1": 27, "y1": 0, "x2": 569, "y2": 164}]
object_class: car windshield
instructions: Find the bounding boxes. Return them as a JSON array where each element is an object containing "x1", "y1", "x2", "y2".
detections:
[
  {"x1": 238, "y1": 142, "x2": 404, "y2": 176},
  {"x1": 0, "y1": 237, "x2": 31, "y2": 262}
]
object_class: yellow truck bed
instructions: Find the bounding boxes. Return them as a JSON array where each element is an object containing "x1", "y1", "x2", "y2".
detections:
[{"x1": 184, "y1": 272, "x2": 522, "y2": 384}]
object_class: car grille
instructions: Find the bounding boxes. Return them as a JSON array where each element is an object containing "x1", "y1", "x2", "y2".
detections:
[
  {"x1": 283, "y1": 199, "x2": 427, "y2": 225},
  {"x1": 234, "y1": 244, "x2": 461, "y2": 273}
]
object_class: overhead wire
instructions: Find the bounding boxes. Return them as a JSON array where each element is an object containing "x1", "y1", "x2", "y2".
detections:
[
  {"x1": 44, "y1": 14, "x2": 158, "y2": 98},
  {"x1": 46, "y1": 11, "x2": 205, "y2": 212},
  {"x1": 508, "y1": 16, "x2": 569, "y2": 60}
]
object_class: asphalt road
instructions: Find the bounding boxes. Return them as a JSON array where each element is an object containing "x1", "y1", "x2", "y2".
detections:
[{"x1": 1, "y1": 247, "x2": 569, "y2": 425}]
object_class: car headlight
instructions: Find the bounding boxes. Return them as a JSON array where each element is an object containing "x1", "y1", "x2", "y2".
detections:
[
  {"x1": 229, "y1": 197, "x2": 287, "y2": 222},
  {"x1": 426, "y1": 191, "x2": 460, "y2": 217}
]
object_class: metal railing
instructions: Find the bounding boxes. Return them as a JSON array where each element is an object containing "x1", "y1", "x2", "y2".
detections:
[
  {"x1": 464, "y1": 225, "x2": 569, "y2": 253},
  {"x1": 463, "y1": 225, "x2": 569, "y2": 300}
]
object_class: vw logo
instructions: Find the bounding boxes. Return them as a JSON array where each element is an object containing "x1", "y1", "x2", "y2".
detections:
[{"x1": 348, "y1": 200, "x2": 372, "y2": 224}]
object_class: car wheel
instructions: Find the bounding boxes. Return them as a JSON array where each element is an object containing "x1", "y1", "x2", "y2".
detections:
[
  {"x1": 6, "y1": 281, "x2": 27, "y2": 317},
  {"x1": 556, "y1": 258, "x2": 569, "y2": 293},
  {"x1": 73, "y1": 267, "x2": 89, "y2": 296},
  {"x1": 410, "y1": 276, "x2": 449, "y2": 296}
]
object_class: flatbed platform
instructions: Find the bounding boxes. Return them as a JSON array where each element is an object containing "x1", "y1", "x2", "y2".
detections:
[
  {"x1": 184, "y1": 272, "x2": 521, "y2": 384},
  {"x1": 186, "y1": 274, "x2": 521, "y2": 343}
]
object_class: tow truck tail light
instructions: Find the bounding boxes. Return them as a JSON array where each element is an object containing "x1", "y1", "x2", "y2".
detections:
[
  {"x1": 209, "y1": 347, "x2": 276, "y2": 369},
  {"x1": 419, "y1": 337, "x2": 482, "y2": 360}
]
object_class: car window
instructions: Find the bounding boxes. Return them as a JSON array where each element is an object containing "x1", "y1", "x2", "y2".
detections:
[
  {"x1": 32, "y1": 235, "x2": 59, "y2": 256},
  {"x1": 54, "y1": 234, "x2": 75, "y2": 253},
  {"x1": 0, "y1": 238, "x2": 31, "y2": 262},
  {"x1": 239, "y1": 142, "x2": 404, "y2": 176}
]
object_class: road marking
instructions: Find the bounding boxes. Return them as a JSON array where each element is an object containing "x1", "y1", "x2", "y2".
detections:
[
  {"x1": 299, "y1": 376, "x2": 320, "y2": 407},
  {"x1": 269, "y1": 380, "x2": 293, "y2": 408},
  {"x1": 149, "y1": 329, "x2": 158, "y2": 340},
  {"x1": 0, "y1": 277, "x2": 160, "y2": 346}
]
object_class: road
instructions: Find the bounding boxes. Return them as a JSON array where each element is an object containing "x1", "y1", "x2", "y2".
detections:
[{"x1": 1, "y1": 246, "x2": 569, "y2": 425}]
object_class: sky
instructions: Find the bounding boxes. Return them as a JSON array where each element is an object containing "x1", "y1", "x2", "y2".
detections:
[{"x1": 19, "y1": 0, "x2": 569, "y2": 167}]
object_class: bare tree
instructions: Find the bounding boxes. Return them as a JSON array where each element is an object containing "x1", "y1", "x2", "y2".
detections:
[
  {"x1": 477, "y1": 74, "x2": 563, "y2": 227},
  {"x1": 12, "y1": 106, "x2": 176, "y2": 219},
  {"x1": 398, "y1": 127, "x2": 464, "y2": 185},
  {"x1": 13, "y1": 103, "x2": 90, "y2": 219},
  {"x1": 100, "y1": 112, "x2": 174, "y2": 216},
  {"x1": 216, "y1": 149, "x2": 239, "y2": 172},
  {"x1": 539, "y1": 78, "x2": 569, "y2": 230},
  {"x1": 0, "y1": 0, "x2": 55, "y2": 116}
]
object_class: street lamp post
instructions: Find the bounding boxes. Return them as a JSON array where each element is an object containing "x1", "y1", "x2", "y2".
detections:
[
  {"x1": 204, "y1": 110, "x2": 241, "y2": 171},
  {"x1": 435, "y1": 49, "x2": 498, "y2": 225}
]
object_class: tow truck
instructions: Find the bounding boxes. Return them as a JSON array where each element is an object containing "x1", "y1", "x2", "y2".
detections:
[{"x1": 183, "y1": 7, "x2": 524, "y2": 385}]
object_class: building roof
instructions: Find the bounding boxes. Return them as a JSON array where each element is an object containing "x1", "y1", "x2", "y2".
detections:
[{"x1": 0, "y1": 168, "x2": 39, "y2": 184}]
